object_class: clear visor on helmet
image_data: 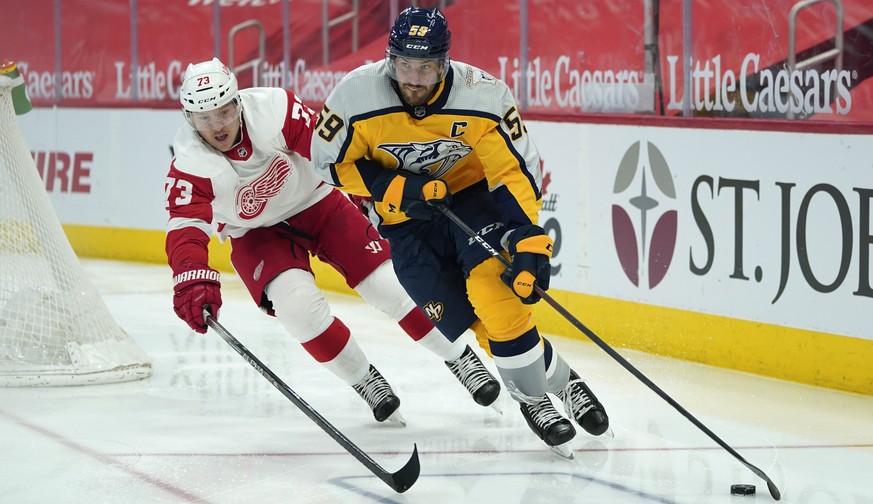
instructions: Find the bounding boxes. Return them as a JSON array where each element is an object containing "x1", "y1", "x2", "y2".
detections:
[
  {"x1": 386, "y1": 52, "x2": 449, "y2": 86},
  {"x1": 185, "y1": 98, "x2": 241, "y2": 132}
]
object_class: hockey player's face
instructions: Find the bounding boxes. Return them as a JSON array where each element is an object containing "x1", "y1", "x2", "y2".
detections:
[
  {"x1": 191, "y1": 100, "x2": 241, "y2": 151},
  {"x1": 394, "y1": 57, "x2": 441, "y2": 106}
]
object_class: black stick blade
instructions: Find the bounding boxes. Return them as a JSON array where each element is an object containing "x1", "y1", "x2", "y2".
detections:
[
  {"x1": 386, "y1": 444, "x2": 420, "y2": 493},
  {"x1": 767, "y1": 480, "x2": 782, "y2": 500}
]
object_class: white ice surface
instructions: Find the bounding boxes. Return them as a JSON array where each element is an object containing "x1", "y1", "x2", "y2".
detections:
[{"x1": 1, "y1": 259, "x2": 871, "y2": 504}]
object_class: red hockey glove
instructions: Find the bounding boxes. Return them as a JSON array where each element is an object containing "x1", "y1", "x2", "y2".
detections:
[
  {"x1": 172, "y1": 263, "x2": 222, "y2": 334},
  {"x1": 501, "y1": 225, "x2": 553, "y2": 304}
]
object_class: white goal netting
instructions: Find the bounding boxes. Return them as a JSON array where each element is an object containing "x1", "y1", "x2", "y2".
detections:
[{"x1": 0, "y1": 79, "x2": 152, "y2": 386}]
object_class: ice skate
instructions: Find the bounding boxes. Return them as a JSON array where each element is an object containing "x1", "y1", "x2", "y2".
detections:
[
  {"x1": 445, "y1": 345, "x2": 502, "y2": 410},
  {"x1": 352, "y1": 365, "x2": 405, "y2": 426},
  {"x1": 520, "y1": 395, "x2": 576, "y2": 459},
  {"x1": 556, "y1": 370, "x2": 611, "y2": 437}
]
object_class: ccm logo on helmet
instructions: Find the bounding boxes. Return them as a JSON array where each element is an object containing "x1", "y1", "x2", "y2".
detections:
[
  {"x1": 197, "y1": 97, "x2": 217, "y2": 104},
  {"x1": 405, "y1": 43, "x2": 430, "y2": 50}
]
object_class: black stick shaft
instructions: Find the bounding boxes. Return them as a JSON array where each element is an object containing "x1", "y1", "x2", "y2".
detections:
[
  {"x1": 434, "y1": 204, "x2": 781, "y2": 501},
  {"x1": 204, "y1": 311, "x2": 420, "y2": 493}
]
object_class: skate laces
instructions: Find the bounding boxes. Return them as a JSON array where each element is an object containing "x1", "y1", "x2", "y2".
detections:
[
  {"x1": 448, "y1": 348, "x2": 493, "y2": 394},
  {"x1": 558, "y1": 378, "x2": 594, "y2": 420},
  {"x1": 353, "y1": 367, "x2": 394, "y2": 409},
  {"x1": 523, "y1": 396, "x2": 565, "y2": 427}
]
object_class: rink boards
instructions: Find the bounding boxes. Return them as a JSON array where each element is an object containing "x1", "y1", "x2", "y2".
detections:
[{"x1": 17, "y1": 108, "x2": 873, "y2": 395}]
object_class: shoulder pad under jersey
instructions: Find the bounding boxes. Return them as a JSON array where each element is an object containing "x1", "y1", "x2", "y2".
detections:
[
  {"x1": 326, "y1": 61, "x2": 401, "y2": 122},
  {"x1": 238, "y1": 87, "x2": 289, "y2": 145},
  {"x1": 444, "y1": 60, "x2": 512, "y2": 118}
]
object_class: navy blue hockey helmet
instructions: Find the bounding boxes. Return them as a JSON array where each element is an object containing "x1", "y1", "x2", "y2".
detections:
[
  {"x1": 387, "y1": 7, "x2": 451, "y2": 60},
  {"x1": 386, "y1": 7, "x2": 451, "y2": 86}
]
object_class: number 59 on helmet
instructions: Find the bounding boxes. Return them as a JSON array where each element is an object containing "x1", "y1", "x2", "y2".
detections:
[{"x1": 386, "y1": 7, "x2": 452, "y2": 81}]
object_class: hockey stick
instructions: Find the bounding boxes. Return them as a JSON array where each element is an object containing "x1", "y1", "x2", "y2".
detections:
[
  {"x1": 432, "y1": 204, "x2": 782, "y2": 501},
  {"x1": 203, "y1": 309, "x2": 420, "y2": 493}
]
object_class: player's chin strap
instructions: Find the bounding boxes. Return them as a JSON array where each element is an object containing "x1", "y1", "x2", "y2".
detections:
[
  {"x1": 429, "y1": 203, "x2": 782, "y2": 501},
  {"x1": 201, "y1": 308, "x2": 420, "y2": 493}
]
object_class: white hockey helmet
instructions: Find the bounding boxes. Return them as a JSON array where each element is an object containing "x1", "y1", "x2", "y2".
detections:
[{"x1": 179, "y1": 57, "x2": 239, "y2": 113}]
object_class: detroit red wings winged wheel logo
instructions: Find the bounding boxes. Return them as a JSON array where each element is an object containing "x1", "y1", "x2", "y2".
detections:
[{"x1": 236, "y1": 155, "x2": 292, "y2": 219}]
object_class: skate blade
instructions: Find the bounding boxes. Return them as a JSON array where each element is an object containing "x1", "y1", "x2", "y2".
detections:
[
  {"x1": 385, "y1": 410, "x2": 407, "y2": 427},
  {"x1": 488, "y1": 401, "x2": 504, "y2": 415},
  {"x1": 549, "y1": 442, "x2": 574, "y2": 460},
  {"x1": 601, "y1": 426, "x2": 615, "y2": 438}
]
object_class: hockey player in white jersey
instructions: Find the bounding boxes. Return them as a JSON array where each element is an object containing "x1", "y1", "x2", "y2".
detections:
[
  {"x1": 310, "y1": 8, "x2": 610, "y2": 456},
  {"x1": 164, "y1": 58, "x2": 500, "y2": 424}
]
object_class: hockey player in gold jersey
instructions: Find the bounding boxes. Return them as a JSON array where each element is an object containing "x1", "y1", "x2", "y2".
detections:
[{"x1": 311, "y1": 7, "x2": 610, "y2": 456}]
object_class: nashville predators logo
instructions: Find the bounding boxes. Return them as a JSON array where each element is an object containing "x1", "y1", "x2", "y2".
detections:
[
  {"x1": 378, "y1": 139, "x2": 472, "y2": 178},
  {"x1": 422, "y1": 300, "x2": 444, "y2": 322},
  {"x1": 236, "y1": 155, "x2": 292, "y2": 219}
]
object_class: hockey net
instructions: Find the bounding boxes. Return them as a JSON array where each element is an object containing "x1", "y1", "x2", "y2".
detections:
[{"x1": 0, "y1": 81, "x2": 152, "y2": 386}]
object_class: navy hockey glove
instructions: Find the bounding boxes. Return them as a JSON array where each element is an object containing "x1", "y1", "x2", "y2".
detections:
[
  {"x1": 501, "y1": 225, "x2": 553, "y2": 304},
  {"x1": 172, "y1": 262, "x2": 222, "y2": 334},
  {"x1": 374, "y1": 171, "x2": 451, "y2": 220}
]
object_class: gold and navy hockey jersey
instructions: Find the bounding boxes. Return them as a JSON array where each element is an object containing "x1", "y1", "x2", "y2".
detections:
[{"x1": 310, "y1": 59, "x2": 545, "y2": 231}]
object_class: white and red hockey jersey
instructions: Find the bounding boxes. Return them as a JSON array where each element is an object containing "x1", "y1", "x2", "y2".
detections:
[{"x1": 165, "y1": 88, "x2": 331, "y2": 268}]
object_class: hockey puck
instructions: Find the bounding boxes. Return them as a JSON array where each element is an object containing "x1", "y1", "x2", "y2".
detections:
[{"x1": 730, "y1": 484, "x2": 756, "y2": 496}]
